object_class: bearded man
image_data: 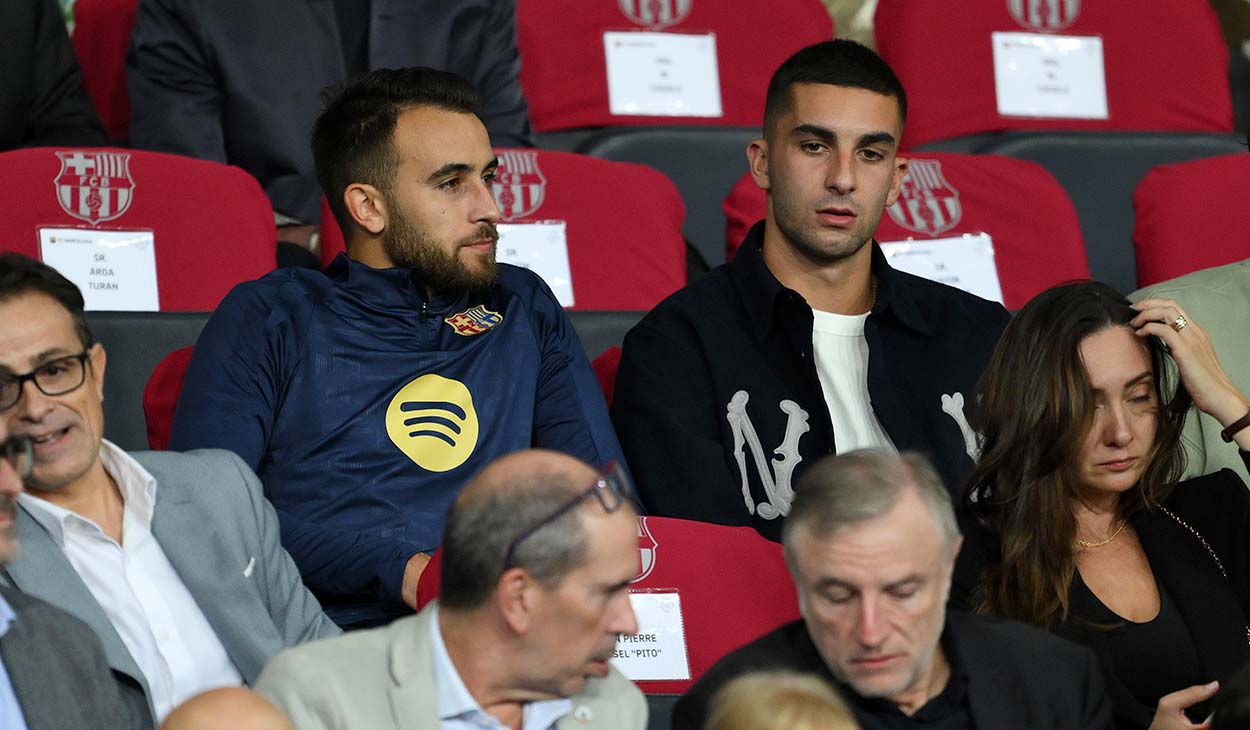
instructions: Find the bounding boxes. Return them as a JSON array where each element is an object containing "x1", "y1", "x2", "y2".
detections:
[{"x1": 169, "y1": 68, "x2": 623, "y2": 630}]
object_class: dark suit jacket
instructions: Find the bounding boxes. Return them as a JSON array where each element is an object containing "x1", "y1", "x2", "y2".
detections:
[
  {"x1": 0, "y1": 0, "x2": 107, "y2": 150},
  {"x1": 673, "y1": 611, "x2": 1111, "y2": 730},
  {"x1": 126, "y1": 0, "x2": 533, "y2": 222},
  {"x1": 954, "y1": 464, "x2": 1250, "y2": 729},
  {"x1": 0, "y1": 585, "x2": 140, "y2": 730}
]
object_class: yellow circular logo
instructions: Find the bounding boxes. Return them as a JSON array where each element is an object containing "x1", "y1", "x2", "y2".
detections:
[{"x1": 385, "y1": 374, "x2": 479, "y2": 473}]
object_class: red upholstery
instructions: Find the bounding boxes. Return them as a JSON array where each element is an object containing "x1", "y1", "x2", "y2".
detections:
[
  {"x1": 416, "y1": 515, "x2": 799, "y2": 694},
  {"x1": 1133, "y1": 155, "x2": 1250, "y2": 288},
  {"x1": 723, "y1": 152, "x2": 1088, "y2": 310},
  {"x1": 70, "y1": 0, "x2": 137, "y2": 141},
  {"x1": 875, "y1": 0, "x2": 1232, "y2": 148},
  {"x1": 321, "y1": 149, "x2": 685, "y2": 310},
  {"x1": 142, "y1": 346, "x2": 193, "y2": 450},
  {"x1": 517, "y1": 0, "x2": 832, "y2": 131},
  {"x1": 591, "y1": 346, "x2": 623, "y2": 407},
  {"x1": 0, "y1": 147, "x2": 274, "y2": 310}
]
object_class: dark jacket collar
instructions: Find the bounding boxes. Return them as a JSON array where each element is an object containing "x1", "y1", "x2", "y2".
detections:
[
  {"x1": 729, "y1": 221, "x2": 933, "y2": 344},
  {"x1": 324, "y1": 252, "x2": 472, "y2": 317}
]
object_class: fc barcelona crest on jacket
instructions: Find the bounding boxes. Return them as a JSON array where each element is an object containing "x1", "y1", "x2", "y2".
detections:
[
  {"x1": 445, "y1": 305, "x2": 504, "y2": 336},
  {"x1": 54, "y1": 150, "x2": 135, "y2": 225},
  {"x1": 618, "y1": 0, "x2": 692, "y2": 30},
  {"x1": 886, "y1": 158, "x2": 962, "y2": 237},
  {"x1": 492, "y1": 150, "x2": 546, "y2": 221}
]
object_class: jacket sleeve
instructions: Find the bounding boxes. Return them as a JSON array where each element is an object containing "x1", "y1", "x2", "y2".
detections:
[
  {"x1": 21, "y1": 0, "x2": 108, "y2": 147},
  {"x1": 226, "y1": 451, "x2": 341, "y2": 642},
  {"x1": 528, "y1": 278, "x2": 626, "y2": 471},
  {"x1": 168, "y1": 283, "x2": 421, "y2": 606},
  {"x1": 472, "y1": 0, "x2": 533, "y2": 148},
  {"x1": 126, "y1": 0, "x2": 227, "y2": 163},
  {"x1": 611, "y1": 319, "x2": 748, "y2": 524}
]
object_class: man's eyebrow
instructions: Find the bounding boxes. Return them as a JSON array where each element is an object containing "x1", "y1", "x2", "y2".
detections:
[
  {"x1": 0, "y1": 347, "x2": 75, "y2": 376},
  {"x1": 484, "y1": 157, "x2": 499, "y2": 173},
  {"x1": 790, "y1": 123, "x2": 836, "y2": 142},
  {"x1": 858, "y1": 131, "x2": 897, "y2": 148},
  {"x1": 426, "y1": 162, "x2": 471, "y2": 183}
]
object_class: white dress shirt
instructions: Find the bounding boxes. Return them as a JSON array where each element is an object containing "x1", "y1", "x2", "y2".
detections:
[
  {"x1": 19, "y1": 440, "x2": 242, "y2": 721},
  {"x1": 429, "y1": 605, "x2": 572, "y2": 730},
  {"x1": 811, "y1": 309, "x2": 897, "y2": 453}
]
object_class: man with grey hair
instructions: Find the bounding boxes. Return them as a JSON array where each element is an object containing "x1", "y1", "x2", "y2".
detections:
[
  {"x1": 255, "y1": 449, "x2": 647, "y2": 730},
  {"x1": 674, "y1": 449, "x2": 1112, "y2": 730}
]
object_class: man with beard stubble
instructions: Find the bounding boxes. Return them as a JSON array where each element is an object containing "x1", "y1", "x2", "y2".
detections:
[{"x1": 169, "y1": 68, "x2": 623, "y2": 630}]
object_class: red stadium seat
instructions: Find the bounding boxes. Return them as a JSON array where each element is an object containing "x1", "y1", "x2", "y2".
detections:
[
  {"x1": 723, "y1": 152, "x2": 1088, "y2": 309},
  {"x1": 70, "y1": 0, "x2": 137, "y2": 142},
  {"x1": 0, "y1": 147, "x2": 275, "y2": 310},
  {"x1": 592, "y1": 346, "x2": 623, "y2": 407},
  {"x1": 517, "y1": 0, "x2": 832, "y2": 131},
  {"x1": 416, "y1": 515, "x2": 799, "y2": 694},
  {"x1": 142, "y1": 346, "x2": 193, "y2": 450},
  {"x1": 874, "y1": 0, "x2": 1232, "y2": 149},
  {"x1": 1133, "y1": 154, "x2": 1250, "y2": 287}
]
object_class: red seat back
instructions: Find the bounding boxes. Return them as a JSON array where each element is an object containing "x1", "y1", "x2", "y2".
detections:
[
  {"x1": 875, "y1": 0, "x2": 1231, "y2": 148},
  {"x1": 591, "y1": 346, "x2": 623, "y2": 407},
  {"x1": 417, "y1": 515, "x2": 799, "y2": 694},
  {"x1": 0, "y1": 147, "x2": 274, "y2": 310},
  {"x1": 723, "y1": 152, "x2": 1088, "y2": 310},
  {"x1": 142, "y1": 346, "x2": 193, "y2": 450},
  {"x1": 70, "y1": 0, "x2": 137, "y2": 142},
  {"x1": 1133, "y1": 154, "x2": 1250, "y2": 287},
  {"x1": 517, "y1": 0, "x2": 832, "y2": 131}
]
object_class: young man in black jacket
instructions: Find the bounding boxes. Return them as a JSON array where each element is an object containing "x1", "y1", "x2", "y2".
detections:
[{"x1": 612, "y1": 40, "x2": 1009, "y2": 540}]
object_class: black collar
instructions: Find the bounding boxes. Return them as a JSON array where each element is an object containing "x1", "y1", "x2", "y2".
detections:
[{"x1": 729, "y1": 221, "x2": 934, "y2": 345}]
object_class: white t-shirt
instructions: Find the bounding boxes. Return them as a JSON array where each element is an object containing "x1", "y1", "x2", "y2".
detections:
[{"x1": 810, "y1": 309, "x2": 896, "y2": 453}]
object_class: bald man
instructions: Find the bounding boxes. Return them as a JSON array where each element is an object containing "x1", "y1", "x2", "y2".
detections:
[
  {"x1": 162, "y1": 688, "x2": 291, "y2": 730},
  {"x1": 256, "y1": 449, "x2": 647, "y2": 730}
]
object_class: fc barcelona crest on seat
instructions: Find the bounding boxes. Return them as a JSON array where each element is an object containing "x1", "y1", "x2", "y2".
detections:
[
  {"x1": 886, "y1": 158, "x2": 962, "y2": 237},
  {"x1": 618, "y1": 0, "x2": 692, "y2": 30},
  {"x1": 1007, "y1": 0, "x2": 1080, "y2": 32},
  {"x1": 53, "y1": 150, "x2": 135, "y2": 226},
  {"x1": 492, "y1": 150, "x2": 547, "y2": 221}
]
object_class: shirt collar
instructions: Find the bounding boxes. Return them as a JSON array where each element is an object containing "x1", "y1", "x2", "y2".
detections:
[
  {"x1": 19, "y1": 439, "x2": 157, "y2": 546},
  {"x1": 326, "y1": 252, "x2": 474, "y2": 316},
  {"x1": 428, "y1": 605, "x2": 573, "y2": 728},
  {"x1": 730, "y1": 221, "x2": 933, "y2": 343},
  {"x1": 0, "y1": 591, "x2": 15, "y2": 639}
]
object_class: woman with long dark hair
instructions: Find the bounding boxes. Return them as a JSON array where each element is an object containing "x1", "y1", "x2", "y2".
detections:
[{"x1": 955, "y1": 281, "x2": 1250, "y2": 730}]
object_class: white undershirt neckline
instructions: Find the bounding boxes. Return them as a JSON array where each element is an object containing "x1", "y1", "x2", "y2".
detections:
[{"x1": 810, "y1": 308, "x2": 897, "y2": 454}]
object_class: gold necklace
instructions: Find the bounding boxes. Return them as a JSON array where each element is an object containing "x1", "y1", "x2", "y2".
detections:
[{"x1": 1076, "y1": 520, "x2": 1126, "y2": 549}]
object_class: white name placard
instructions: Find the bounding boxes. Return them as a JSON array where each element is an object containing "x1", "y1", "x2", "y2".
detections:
[
  {"x1": 603, "y1": 31, "x2": 723, "y2": 118},
  {"x1": 496, "y1": 222, "x2": 575, "y2": 308},
  {"x1": 992, "y1": 31, "x2": 1108, "y2": 119},
  {"x1": 39, "y1": 227, "x2": 159, "y2": 311},
  {"x1": 879, "y1": 233, "x2": 1004, "y2": 304},
  {"x1": 610, "y1": 591, "x2": 691, "y2": 681}
]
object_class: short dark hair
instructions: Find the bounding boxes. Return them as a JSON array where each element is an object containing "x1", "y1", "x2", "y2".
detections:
[
  {"x1": 312, "y1": 67, "x2": 481, "y2": 233},
  {"x1": 439, "y1": 467, "x2": 590, "y2": 611},
  {"x1": 0, "y1": 253, "x2": 93, "y2": 346},
  {"x1": 763, "y1": 40, "x2": 908, "y2": 135}
]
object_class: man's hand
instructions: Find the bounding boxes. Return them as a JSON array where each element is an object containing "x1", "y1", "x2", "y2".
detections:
[
  {"x1": 401, "y1": 552, "x2": 432, "y2": 611},
  {"x1": 1149, "y1": 681, "x2": 1219, "y2": 730}
]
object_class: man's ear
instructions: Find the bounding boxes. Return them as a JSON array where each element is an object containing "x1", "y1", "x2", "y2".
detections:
[
  {"x1": 885, "y1": 157, "x2": 909, "y2": 208},
  {"x1": 496, "y1": 567, "x2": 538, "y2": 635},
  {"x1": 747, "y1": 139, "x2": 770, "y2": 192},
  {"x1": 88, "y1": 342, "x2": 107, "y2": 401},
  {"x1": 344, "y1": 184, "x2": 388, "y2": 236}
]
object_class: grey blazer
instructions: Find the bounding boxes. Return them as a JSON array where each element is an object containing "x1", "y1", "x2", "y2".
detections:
[
  {"x1": 256, "y1": 604, "x2": 648, "y2": 730},
  {"x1": 0, "y1": 448, "x2": 341, "y2": 724},
  {"x1": 0, "y1": 585, "x2": 140, "y2": 730}
]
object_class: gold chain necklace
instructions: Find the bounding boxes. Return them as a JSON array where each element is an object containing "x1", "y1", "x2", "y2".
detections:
[{"x1": 1076, "y1": 520, "x2": 1126, "y2": 549}]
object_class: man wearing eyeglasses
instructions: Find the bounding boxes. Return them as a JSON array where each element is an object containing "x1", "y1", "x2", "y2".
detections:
[
  {"x1": 0, "y1": 253, "x2": 340, "y2": 727},
  {"x1": 255, "y1": 449, "x2": 647, "y2": 730},
  {"x1": 0, "y1": 433, "x2": 143, "y2": 729}
]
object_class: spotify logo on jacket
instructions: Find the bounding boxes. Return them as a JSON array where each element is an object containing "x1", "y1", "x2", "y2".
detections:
[{"x1": 385, "y1": 374, "x2": 480, "y2": 472}]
